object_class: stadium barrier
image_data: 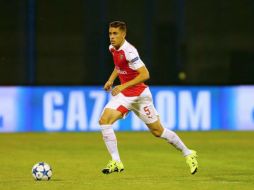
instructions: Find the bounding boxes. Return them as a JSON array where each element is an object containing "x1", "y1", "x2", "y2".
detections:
[{"x1": 0, "y1": 86, "x2": 254, "y2": 132}]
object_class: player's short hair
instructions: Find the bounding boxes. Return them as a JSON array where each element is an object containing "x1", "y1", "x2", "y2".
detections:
[{"x1": 109, "y1": 21, "x2": 127, "y2": 32}]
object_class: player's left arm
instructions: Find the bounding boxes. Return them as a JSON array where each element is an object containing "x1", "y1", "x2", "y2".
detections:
[{"x1": 111, "y1": 66, "x2": 149, "y2": 96}]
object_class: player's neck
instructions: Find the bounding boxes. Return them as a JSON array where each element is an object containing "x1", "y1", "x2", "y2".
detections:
[{"x1": 115, "y1": 40, "x2": 125, "y2": 50}]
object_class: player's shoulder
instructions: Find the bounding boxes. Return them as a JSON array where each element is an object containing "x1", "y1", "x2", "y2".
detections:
[
  {"x1": 121, "y1": 41, "x2": 144, "y2": 64},
  {"x1": 121, "y1": 41, "x2": 139, "y2": 58},
  {"x1": 122, "y1": 40, "x2": 138, "y2": 52}
]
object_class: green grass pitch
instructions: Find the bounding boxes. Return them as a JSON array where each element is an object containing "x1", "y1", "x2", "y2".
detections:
[{"x1": 0, "y1": 131, "x2": 253, "y2": 190}]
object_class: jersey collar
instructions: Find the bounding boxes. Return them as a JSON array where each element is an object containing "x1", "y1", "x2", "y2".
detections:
[{"x1": 117, "y1": 40, "x2": 128, "y2": 51}]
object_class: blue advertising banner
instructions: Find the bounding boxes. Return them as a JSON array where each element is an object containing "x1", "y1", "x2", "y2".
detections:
[{"x1": 0, "y1": 86, "x2": 254, "y2": 132}]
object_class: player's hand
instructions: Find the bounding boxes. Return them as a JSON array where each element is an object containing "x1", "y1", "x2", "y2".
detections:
[
  {"x1": 111, "y1": 85, "x2": 125, "y2": 96},
  {"x1": 104, "y1": 80, "x2": 113, "y2": 92}
]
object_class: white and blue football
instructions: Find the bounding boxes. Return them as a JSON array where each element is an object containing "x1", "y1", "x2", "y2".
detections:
[{"x1": 32, "y1": 162, "x2": 52, "y2": 180}]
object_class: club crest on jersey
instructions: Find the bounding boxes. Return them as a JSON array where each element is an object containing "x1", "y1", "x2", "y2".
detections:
[{"x1": 119, "y1": 54, "x2": 124, "y2": 60}]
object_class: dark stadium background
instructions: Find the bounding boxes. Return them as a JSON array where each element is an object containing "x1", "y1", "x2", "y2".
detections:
[
  {"x1": 0, "y1": 0, "x2": 253, "y2": 86},
  {"x1": 1, "y1": 1, "x2": 254, "y2": 190}
]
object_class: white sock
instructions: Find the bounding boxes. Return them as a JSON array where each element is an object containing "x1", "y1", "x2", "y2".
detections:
[
  {"x1": 160, "y1": 128, "x2": 192, "y2": 156},
  {"x1": 101, "y1": 125, "x2": 121, "y2": 162}
]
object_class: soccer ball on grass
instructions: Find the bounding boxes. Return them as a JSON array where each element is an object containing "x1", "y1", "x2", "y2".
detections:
[{"x1": 32, "y1": 162, "x2": 52, "y2": 180}]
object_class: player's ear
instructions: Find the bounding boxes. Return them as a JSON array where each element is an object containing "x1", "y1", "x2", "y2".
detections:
[{"x1": 122, "y1": 32, "x2": 126, "y2": 39}]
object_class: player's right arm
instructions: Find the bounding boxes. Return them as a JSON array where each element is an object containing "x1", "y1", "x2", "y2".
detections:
[{"x1": 104, "y1": 68, "x2": 118, "y2": 91}]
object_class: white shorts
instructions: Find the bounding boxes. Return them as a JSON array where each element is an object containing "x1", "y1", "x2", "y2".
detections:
[{"x1": 104, "y1": 87, "x2": 159, "y2": 124}]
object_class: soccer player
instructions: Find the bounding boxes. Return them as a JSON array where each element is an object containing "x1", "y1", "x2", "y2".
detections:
[{"x1": 99, "y1": 21, "x2": 198, "y2": 175}]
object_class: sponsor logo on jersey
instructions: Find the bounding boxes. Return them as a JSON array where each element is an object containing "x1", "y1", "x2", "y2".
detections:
[{"x1": 116, "y1": 68, "x2": 127, "y2": 74}]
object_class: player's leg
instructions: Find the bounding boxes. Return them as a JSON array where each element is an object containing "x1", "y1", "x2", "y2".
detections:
[
  {"x1": 147, "y1": 119, "x2": 198, "y2": 174},
  {"x1": 99, "y1": 107, "x2": 122, "y2": 161},
  {"x1": 99, "y1": 108, "x2": 122, "y2": 125},
  {"x1": 99, "y1": 108, "x2": 124, "y2": 174},
  {"x1": 132, "y1": 88, "x2": 198, "y2": 174},
  {"x1": 146, "y1": 119, "x2": 191, "y2": 155},
  {"x1": 146, "y1": 119, "x2": 195, "y2": 157},
  {"x1": 99, "y1": 95, "x2": 129, "y2": 174}
]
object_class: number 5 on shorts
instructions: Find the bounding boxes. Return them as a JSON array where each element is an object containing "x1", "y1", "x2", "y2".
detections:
[{"x1": 144, "y1": 106, "x2": 152, "y2": 118}]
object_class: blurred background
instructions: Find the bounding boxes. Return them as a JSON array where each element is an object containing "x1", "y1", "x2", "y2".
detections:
[
  {"x1": 0, "y1": 0, "x2": 254, "y2": 85},
  {"x1": 0, "y1": 0, "x2": 254, "y2": 132},
  {"x1": 1, "y1": 2, "x2": 254, "y2": 187}
]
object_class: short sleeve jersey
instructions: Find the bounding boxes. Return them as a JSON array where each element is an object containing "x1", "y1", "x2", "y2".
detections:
[{"x1": 109, "y1": 40, "x2": 147, "y2": 97}]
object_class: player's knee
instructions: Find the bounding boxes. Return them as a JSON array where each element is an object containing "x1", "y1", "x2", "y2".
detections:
[
  {"x1": 99, "y1": 116, "x2": 113, "y2": 125},
  {"x1": 147, "y1": 121, "x2": 164, "y2": 137},
  {"x1": 99, "y1": 117, "x2": 108, "y2": 125},
  {"x1": 151, "y1": 128, "x2": 163, "y2": 137}
]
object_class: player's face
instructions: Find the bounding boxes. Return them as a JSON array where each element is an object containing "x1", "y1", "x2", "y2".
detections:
[{"x1": 109, "y1": 27, "x2": 126, "y2": 49}]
